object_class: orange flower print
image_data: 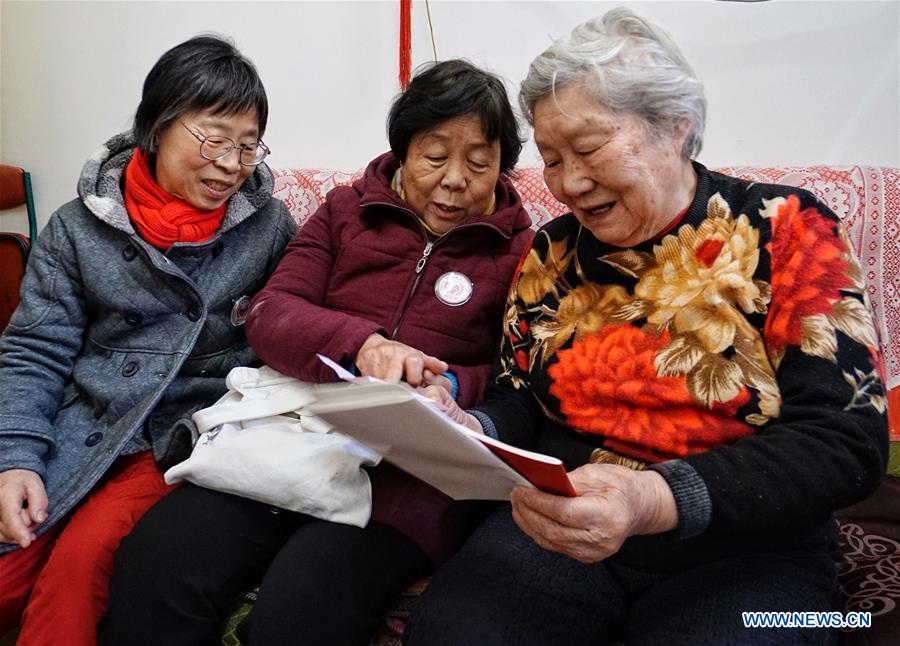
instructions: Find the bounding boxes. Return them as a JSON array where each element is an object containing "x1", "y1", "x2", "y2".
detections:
[
  {"x1": 764, "y1": 195, "x2": 852, "y2": 356},
  {"x1": 548, "y1": 325, "x2": 753, "y2": 460}
]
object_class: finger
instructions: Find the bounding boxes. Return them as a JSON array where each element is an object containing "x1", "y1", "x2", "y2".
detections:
[
  {"x1": 382, "y1": 355, "x2": 405, "y2": 382},
  {"x1": 24, "y1": 478, "x2": 48, "y2": 524},
  {"x1": 418, "y1": 385, "x2": 440, "y2": 399},
  {"x1": 512, "y1": 500, "x2": 608, "y2": 563},
  {"x1": 511, "y1": 489, "x2": 570, "y2": 539},
  {"x1": 421, "y1": 369, "x2": 444, "y2": 388},
  {"x1": 511, "y1": 500, "x2": 569, "y2": 553},
  {"x1": 428, "y1": 391, "x2": 459, "y2": 419},
  {"x1": 0, "y1": 527, "x2": 19, "y2": 545},
  {"x1": 510, "y1": 500, "x2": 548, "y2": 543},
  {"x1": 0, "y1": 487, "x2": 21, "y2": 525},
  {"x1": 0, "y1": 495, "x2": 32, "y2": 547},
  {"x1": 420, "y1": 353, "x2": 449, "y2": 375},
  {"x1": 512, "y1": 486, "x2": 592, "y2": 531},
  {"x1": 19, "y1": 508, "x2": 32, "y2": 528},
  {"x1": 426, "y1": 388, "x2": 451, "y2": 409},
  {"x1": 0, "y1": 531, "x2": 32, "y2": 547},
  {"x1": 403, "y1": 354, "x2": 426, "y2": 386},
  {"x1": 511, "y1": 485, "x2": 571, "y2": 519}
]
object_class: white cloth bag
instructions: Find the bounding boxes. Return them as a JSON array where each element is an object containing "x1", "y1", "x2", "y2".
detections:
[{"x1": 165, "y1": 366, "x2": 381, "y2": 527}]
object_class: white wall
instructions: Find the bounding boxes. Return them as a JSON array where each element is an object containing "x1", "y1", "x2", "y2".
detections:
[{"x1": 1, "y1": 0, "x2": 898, "y2": 232}]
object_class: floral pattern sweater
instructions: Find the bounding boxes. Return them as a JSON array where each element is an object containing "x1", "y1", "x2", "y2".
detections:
[{"x1": 475, "y1": 163, "x2": 888, "y2": 569}]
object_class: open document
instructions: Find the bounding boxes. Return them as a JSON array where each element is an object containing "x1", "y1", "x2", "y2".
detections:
[{"x1": 306, "y1": 355, "x2": 577, "y2": 500}]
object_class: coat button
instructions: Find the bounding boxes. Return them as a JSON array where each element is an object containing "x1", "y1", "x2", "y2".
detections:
[
  {"x1": 85, "y1": 432, "x2": 103, "y2": 447},
  {"x1": 124, "y1": 309, "x2": 143, "y2": 326},
  {"x1": 212, "y1": 242, "x2": 224, "y2": 258},
  {"x1": 122, "y1": 244, "x2": 137, "y2": 261},
  {"x1": 122, "y1": 361, "x2": 140, "y2": 377},
  {"x1": 186, "y1": 306, "x2": 201, "y2": 322},
  {"x1": 230, "y1": 296, "x2": 251, "y2": 326}
]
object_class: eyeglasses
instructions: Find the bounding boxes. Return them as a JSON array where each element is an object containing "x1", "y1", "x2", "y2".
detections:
[{"x1": 179, "y1": 121, "x2": 271, "y2": 166}]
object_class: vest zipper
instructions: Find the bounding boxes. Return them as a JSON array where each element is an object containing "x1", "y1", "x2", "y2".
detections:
[{"x1": 391, "y1": 238, "x2": 433, "y2": 339}]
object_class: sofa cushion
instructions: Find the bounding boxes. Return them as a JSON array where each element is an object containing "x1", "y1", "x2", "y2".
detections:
[{"x1": 836, "y1": 475, "x2": 900, "y2": 644}]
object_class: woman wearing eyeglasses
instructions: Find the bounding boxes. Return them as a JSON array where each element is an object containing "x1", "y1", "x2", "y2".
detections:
[{"x1": 0, "y1": 35, "x2": 294, "y2": 645}]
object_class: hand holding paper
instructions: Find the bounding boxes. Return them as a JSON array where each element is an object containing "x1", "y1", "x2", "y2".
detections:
[
  {"x1": 418, "y1": 384, "x2": 484, "y2": 434},
  {"x1": 510, "y1": 464, "x2": 677, "y2": 562},
  {"x1": 356, "y1": 334, "x2": 448, "y2": 387},
  {"x1": 312, "y1": 355, "x2": 577, "y2": 499}
]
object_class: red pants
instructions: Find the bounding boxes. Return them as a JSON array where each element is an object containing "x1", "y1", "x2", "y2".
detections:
[{"x1": 0, "y1": 451, "x2": 177, "y2": 645}]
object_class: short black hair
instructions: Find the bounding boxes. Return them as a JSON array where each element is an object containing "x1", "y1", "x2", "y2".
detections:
[
  {"x1": 133, "y1": 35, "x2": 268, "y2": 153},
  {"x1": 387, "y1": 60, "x2": 522, "y2": 174}
]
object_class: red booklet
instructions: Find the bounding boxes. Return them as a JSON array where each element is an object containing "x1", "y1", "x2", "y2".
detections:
[{"x1": 472, "y1": 433, "x2": 577, "y2": 497}]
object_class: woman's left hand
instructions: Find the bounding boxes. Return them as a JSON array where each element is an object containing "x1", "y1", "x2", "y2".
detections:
[{"x1": 510, "y1": 464, "x2": 678, "y2": 563}]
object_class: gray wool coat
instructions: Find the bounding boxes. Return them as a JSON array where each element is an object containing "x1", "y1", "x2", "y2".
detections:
[{"x1": 0, "y1": 132, "x2": 296, "y2": 554}]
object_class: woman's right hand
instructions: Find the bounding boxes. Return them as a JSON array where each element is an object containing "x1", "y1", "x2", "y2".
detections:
[
  {"x1": 419, "y1": 385, "x2": 484, "y2": 434},
  {"x1": 0, "y1": 469, "x2": 48, "y2": 547},
  {"x1": 509, "y1": 464, "x2": 678, "y2": 563},
  {"x1": 356, "y1": 334, "x2": 448, "y2": 387}
]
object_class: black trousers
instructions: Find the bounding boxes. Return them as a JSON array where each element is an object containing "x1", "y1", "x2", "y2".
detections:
[
  {"x1": 99, "y1": 484, "x2": 430, "y2": 646},
  {"x1": 405, "y1": 505, "x2": 842, "y2": 646}
]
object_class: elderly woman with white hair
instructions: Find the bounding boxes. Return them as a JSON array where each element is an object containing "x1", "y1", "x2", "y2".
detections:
[{"x1": 407, "y1": 7, "x2": 888, "y2": 645}]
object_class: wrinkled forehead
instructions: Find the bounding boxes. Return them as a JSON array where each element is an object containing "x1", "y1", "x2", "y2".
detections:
[{"x1": 533, "y1": 87, "x2": 619, "y2": 145}]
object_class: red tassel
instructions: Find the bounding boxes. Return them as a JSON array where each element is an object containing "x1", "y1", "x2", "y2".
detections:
[{"x1": 399, "y1": 0, "x2": 412, "y2": 89}]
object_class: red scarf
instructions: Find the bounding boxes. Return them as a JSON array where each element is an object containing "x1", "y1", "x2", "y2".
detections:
[{"x1": 124, "y1": 148, "x2": 226, "y2": 249}]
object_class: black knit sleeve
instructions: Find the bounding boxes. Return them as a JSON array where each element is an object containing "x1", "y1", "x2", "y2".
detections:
[{"x1": 679, "y1": 187, "x2": 888, "y2": 538}]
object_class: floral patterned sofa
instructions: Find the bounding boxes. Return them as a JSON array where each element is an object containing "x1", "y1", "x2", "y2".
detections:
[{"x1": 220, "y1": 165, "x2": 900, "y2": 646}]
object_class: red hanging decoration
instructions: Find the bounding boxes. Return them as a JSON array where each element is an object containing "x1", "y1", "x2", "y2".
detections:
[{"x1": 399, "y1": 0, "x2": 412, "y2": 89}]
